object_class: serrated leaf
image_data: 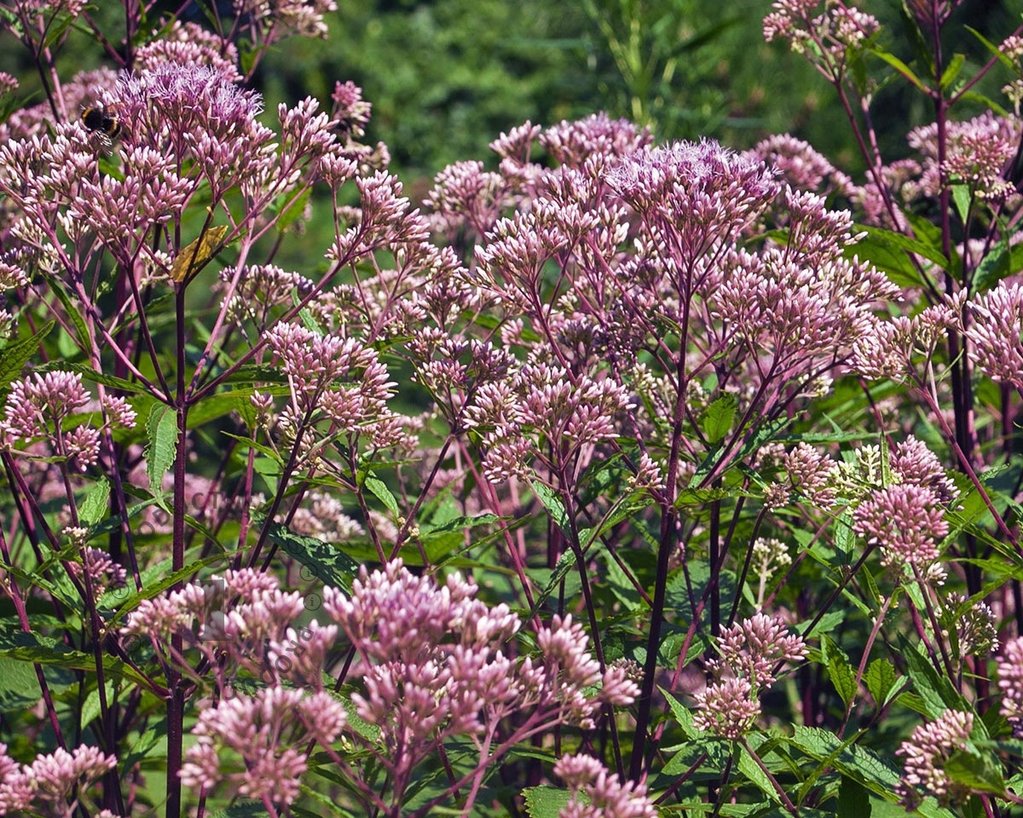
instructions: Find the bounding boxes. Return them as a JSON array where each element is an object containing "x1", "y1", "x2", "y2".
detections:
[
  {"x1": 532, "y1": 481, "x2": 570, "y2": 534},
  {"x1": 940, "y1": 53, "x2": 966, "y2": 90},
  {"x1": 522, "y1": 786, "x2": 574, "y2": 817},
  {"x1": 855, "y1": 224, "x2": 948, "y2": 273},
  {"x1": 822, "y1": 634, "x2": 858, "y2": 707},
  {"x1": 276, "y1": 188, "x2": 311, "y2": 232},
  {"x1": 944, "y1": 750, "x2": 1006, "y2": 794},
  {"x1": 0, "y1": 320, "x2": 55, "y2": 396},
  {"x1": 899, "y1": 635, "x2": 965, "y2": 717},
  {"x1": 790, "y1": 725, "x2": 900, "y2": 797},
  {"x1": 207, "y1": 801, "x2": 269, "y2": 818},
  {"x1": 663, "y1": 688, "x2": 701, "y2": 739},
  {"x1": 79, "y1": 478, "x2": 110, "y2": 527},
  {"x1": 363, "y1": 475, "x2": 399, "y2": 515},
  {"x1": 964, "y1": 26, "x2": 1015, "y2": 70},
  {"x1": 421, "y1": 512, "x2": 500, "y2": 536},
  {"x1": 0, "y1": 626, "x2": 153, "y2": 691},
  {"x1": 973, "y1": 241, "x2": 1023, "y2": 293},
  {"x1": 700, "y1": 393, "x2": 738, "y2": 444},
  {"x1": 264, "y1": 522, "x2": 360, "y2": 593},
  {"x1": 0, "y1": 657, "x2": 46, "y2": 711},
  {"x1": 530, "y1": 548, "x2": 580, "y2": 616},
  {"x1": 43, "y1": 273, "x2": 90, "y2": 352},
  {"x1": 145, "y1": 404, "x2": 177, "y2": 494},
  {"x1": 169, "y1": 225, "x2": 230, "y2": 283},
  {"x1": 865, "y1": 658, "x2": 899, "y2": 707},
  {"x1": 79, "y1": 680, "x2": 115, "y2": 730},
  {"x1": 737, "y1": 744, "x2": 779, "y2": 802}
]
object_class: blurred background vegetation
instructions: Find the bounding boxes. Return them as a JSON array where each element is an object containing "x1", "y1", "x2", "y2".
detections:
[{"x1": 3, "y1": 0, "x2": 1023, "y2": 189}]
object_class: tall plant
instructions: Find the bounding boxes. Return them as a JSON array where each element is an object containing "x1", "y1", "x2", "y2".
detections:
[{"x1": 3, "y1": 2, "x2": 1023, "y2": 817}]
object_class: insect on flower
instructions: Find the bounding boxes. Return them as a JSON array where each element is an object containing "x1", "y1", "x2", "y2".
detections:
[{"x1": 80, "y1": 103, "x2": 122, "y2": 141}]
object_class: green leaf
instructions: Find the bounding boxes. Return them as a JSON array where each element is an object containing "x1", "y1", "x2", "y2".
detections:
[
  {"x1": 276, "y1": 187, "x2": 312, "y2": 232},
  {"x1": 822, "y1": 635, "x2": 858, "y2": 707},
  {"x1": 951, "y1": 184, "x2": 971, "y2": 224},
  {"x1": 857, "y1": 224, "x2": 948, "y2": 271},
  {"x1": 965, "y1": 26, "x2": 1016, "y2": 70},
  {"x1": 189, "y1": 388, "x2": 288, "y2": 428},
  {"x1": 43, "y1": 361, "x2": 147, "y2": 395},
  {"x1": 899, "y1": 635, "x2": 965, "y2": 716},
  {"x1": 530, "y1": 547, "x2": 580, "y2": 616},
  {"x1": 109, "y1": 552, "x2": 230, "y2": 624},
  {"x1": 363, "y1": 474, "x2": 399, "y2": 515},
  {"x1": 0, "y1": 626, "x2": 153, "y2": 691},
  {"x1": 0, "y1": 320, "x2": 55, "y2": 396},
  {"x1": 207, "y1": 801, "x2": 269, "y2": 818},
  {"x1": 869, "y1": 48, "x2": 930, "y2": 93},
  {"x1": 944, "y1": 750, "x2": 1006, "y2": 794},
  {"x1": 421, "y1": 512, "x2": 501, "y2": 536},
  {"x1": 264, "y1": 521, "x2": 360, "y2": 593},
  {"x1": 663, "y1": 688, "x2": 702, "y2": 739},
  {"x1": 79, "y1": 680, "x2": 115, "y2": 730},
  {"x1": 145, "y1": 404, "x2": 177, "y2": 494},
  {"x1": 79, "y1": 478, "x2": 110, "y2": 527},
  {"x1": 43, "y1": 273, "x2": 90, "y2": 352},
  {"x1": 700, "y1": 393, "x2": 738, "y2": 444},
  {"x1": 119, "y1": 720, "x2": 165, "y2": 774},
  {"x1": 973, "y1": 241, "x2": 1023, "y2": 293},
  {"x1": 940, "y1": 53, "x2": 966, "y2": 90},
  {"x1": 532, "y1": 481, "x2": 570, "y2": 535},
  {"x1": 522, "y1": 786, "x2": 574, "y2": 817},
  {"x1": 838, "y1": 777, "x2": 872, "y2": 818},
  {"x1": 864, "y1": 658, "x2": 900, "y2": 708},
  {"x1": 0, "y1": 657, "x2": 46, "y2": 711},
  {"x1": 790, "y1": 725, "x2": 900, "y2": 797},
  {"x1": 737, "y1": 744, "x2": 779, "y2": 803}
]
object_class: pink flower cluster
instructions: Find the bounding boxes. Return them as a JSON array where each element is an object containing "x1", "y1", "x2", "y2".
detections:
[
  {"x1": 324, "y1": 561, "x2": 637, "y2": 780},
  {"x1": 896, "y1": 709, "x2": 974, "y2": 809},
  {"x1": 997, "y1": 636, "x2": 1023, "y2": 730},
  {"x1": 693, "y1": 613, "x2": 807, "y2": 739},
  {"x1": 0, "y1": 742, "x2": 116, "y2": 817},
  {"x1": 555, "y1": 754, "x2": 657, "y2": 818},
  {"x1": 0, "y1": 370, "x2": 135, "y2": 471},
  {"x1": 764, "y1": 1, "x2": 880, "y2": 78},
  {"x1": 122, "y1": 561, "x2": 637, "y2": 810},
  {"x1": 852, "y1": 437, "x2": 957, "y2": 574}
]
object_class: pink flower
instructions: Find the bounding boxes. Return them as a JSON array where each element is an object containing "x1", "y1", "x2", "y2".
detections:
[
  {"x1": 2, "y1": 371, "x2": 89, "y2": 441},
  {"x1": 693, "y1": 614, "x2": 806, "y2": 739},
  {"x1": 853, "y1": 483, "x2": 949, "y2": 570},
  {"x1": 555, "y1": 754, "x2": 657, "y2": 818},
  {"x1": 718, "y1": 613, "x2": 808, "y2": 687},
  {"x1": 896, "y1": 710, "x2": 974, "y2": 808},
  {"x1": 180, "y1": 687, "x2": 345, "y2": 807},
  {"x1": 997, "y1": 637, "x2": 1023, "y2": 728},
  {"x1": 967, "y1": 282, "x2": 1023, "y2": 387},
  {"x1": 693, "y1": 676, "x2": 762, "y2": 739}
]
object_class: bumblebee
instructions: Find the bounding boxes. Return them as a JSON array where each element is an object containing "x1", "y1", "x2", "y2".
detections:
[{"x1": 80, "y1": 104, "x2": 122, "y2": 140}]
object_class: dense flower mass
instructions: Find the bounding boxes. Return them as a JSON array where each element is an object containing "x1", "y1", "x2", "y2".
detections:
[{"x1": 7, "y1": 1, "x2": 1023, "y2": 815}]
